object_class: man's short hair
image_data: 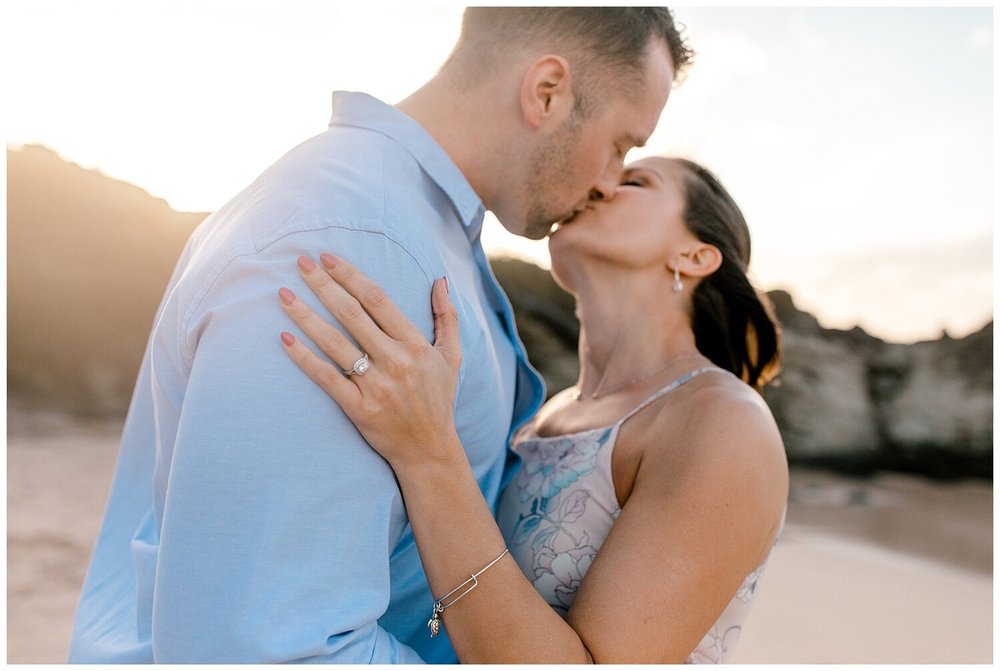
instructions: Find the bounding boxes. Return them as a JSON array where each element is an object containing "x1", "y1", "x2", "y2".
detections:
[{"x1": 447, "y1": 7, "x2": 693, "y2": 116}]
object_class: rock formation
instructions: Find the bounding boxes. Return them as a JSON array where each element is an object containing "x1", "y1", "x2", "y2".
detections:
[
  {"x1": 491, "y1": 260, "x2": 993, "y2": 479},
  {"x1": 7, "y1": 145, "x2": 992, "y2": 478},
  {"x1": 763, "y1": 291, "x2": 992, "y2": 477},
  {"x1": 7, "y1": 145, "x2": 203, "y2": 414}
]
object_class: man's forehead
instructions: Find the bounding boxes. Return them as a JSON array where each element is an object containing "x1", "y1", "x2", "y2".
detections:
[
  {"x1": 590, "y1": 39, "x2": 673, "y2": 146},
  {"x1": 608, "y1": 45, "x2": 673, "y2": 139},
  {"x1": 637, "y1": 37, "x2": 676, "y2": 112},
  {"x1": 613, "y1": 92, "x2": 666, "y2": 146}
]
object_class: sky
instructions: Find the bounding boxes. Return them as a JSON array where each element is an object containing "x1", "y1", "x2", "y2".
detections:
[{"x1": 3, "y1": 2, "x2": 994, "y2": 343}]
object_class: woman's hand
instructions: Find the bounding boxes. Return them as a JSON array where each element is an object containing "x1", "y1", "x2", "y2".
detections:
[{"x1": 278, "y1": 253, "x2": 463, "y2": 470}]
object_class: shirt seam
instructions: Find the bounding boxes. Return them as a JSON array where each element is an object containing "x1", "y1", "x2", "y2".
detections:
[{"x1": 179, "y1": 224, "x2": 434, "y2": 365}]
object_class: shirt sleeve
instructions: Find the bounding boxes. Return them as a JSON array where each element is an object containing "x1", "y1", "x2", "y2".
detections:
[{"x1": 148, "y1": 226, "x2": 435, "y2": 663}]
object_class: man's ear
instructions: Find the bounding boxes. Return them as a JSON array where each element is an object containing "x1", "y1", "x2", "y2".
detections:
[
  {"x1": 677, "y1": 243, "x2": 723, "y2": 279},
  {"x1": 520, "y1": 55, "x2": 573, "y2": 129}
]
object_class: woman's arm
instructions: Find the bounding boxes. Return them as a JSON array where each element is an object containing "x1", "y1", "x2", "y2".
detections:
[
  {"x1": 278, "y1": 254, "x2": 591, "y2": 663},
  {"x1": 278, "y1": 253, "x2": 786, "y2": 663},
  {"x1": 567, "y1": 386, "x2": 788, "y2": 660}
]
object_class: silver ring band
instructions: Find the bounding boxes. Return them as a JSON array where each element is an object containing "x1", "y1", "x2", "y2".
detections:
[{"x1": 343, "y1": 352, "x2": 370, "y2": 377}]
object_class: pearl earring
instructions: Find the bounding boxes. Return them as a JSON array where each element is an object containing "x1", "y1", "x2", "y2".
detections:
[{"x1": 672, "y1": 266, "x2": 684, "y2": 292}]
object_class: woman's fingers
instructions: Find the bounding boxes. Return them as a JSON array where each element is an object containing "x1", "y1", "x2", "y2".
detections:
[
  {"x1": 431, "y1": 277, "x2": 462, "y2": 374},
  {"x1": 296, "y1": 256, "x2": 393, "y2": 357},
  {"x1": 277, "y1": 267, "x2": 465, "y2": 470},
  {"x1": 316, "y1": 253, "x2": 424, "y2": 344},
  {"x1": 278, "y1": 286, "x2": 367, "y2": 375},
  {"x1": 279, "y1": 331, "x2": 361, "y2": 407}
]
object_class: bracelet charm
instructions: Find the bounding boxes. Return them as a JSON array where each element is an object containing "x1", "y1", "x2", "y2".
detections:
[
  {"x1": 427, "y1": 603, "x2": 444, "y2": 637},
  {"x1": 426, "y1": 548, "x2": 509, "y2": 638}
]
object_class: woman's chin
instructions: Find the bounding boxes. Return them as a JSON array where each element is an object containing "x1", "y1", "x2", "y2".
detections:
[
  {"x1": 546, "y1": 229, "x2": 569, "y2": 259},
  {"x1": 549, "y1": 215, "x2": 610, "y2": 266},
  {"x1": 546, "y1": 245, "x2": 579, "y2": 295},
  {"x1": 548, "y1": 264, "x2": 575, "y2": 296},
  {"x1": 547, "y1": 224, "x2": 589, "y2": 262}
]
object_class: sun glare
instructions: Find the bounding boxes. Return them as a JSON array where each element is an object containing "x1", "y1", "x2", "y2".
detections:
[{"x1": 4, "y1": 4, "x2": 992, "y2": 343}]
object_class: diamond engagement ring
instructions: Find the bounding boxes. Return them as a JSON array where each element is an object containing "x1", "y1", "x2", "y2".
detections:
[{"x1": 343, "y1": 353, "x2": 370, "y2": 377}]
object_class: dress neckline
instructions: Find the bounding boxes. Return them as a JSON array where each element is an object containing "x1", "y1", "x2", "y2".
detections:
[{"x1": 525, "y1": 366, "x2": 728, "y2": 442}]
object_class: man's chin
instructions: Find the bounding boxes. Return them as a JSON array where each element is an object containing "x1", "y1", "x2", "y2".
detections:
[
  {"x1": 496, "y1": 210, "x2": 566, "y2": 240},
  {"x1": 524, "y1": 226, "x2": 555, "y2": 241},
  {"x1": 513, "y1": 218, "x2": 559, "y2": 240}
]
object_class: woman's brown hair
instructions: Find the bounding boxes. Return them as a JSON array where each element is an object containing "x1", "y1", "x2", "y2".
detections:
[{"x1": 675, "y1": 158, "x2": 782, "y2": 390}]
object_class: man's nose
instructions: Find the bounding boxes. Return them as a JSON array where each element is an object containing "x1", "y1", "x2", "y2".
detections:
[{"x1": 589, "y1": 170, "x2": 620, "y2": 202}]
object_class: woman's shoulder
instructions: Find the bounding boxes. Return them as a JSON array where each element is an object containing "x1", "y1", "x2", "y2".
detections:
[
  {"x1": 683, "y1": 369, "x2": 780, "y2": 437},
  {"x1": 636, "y1": 369, "x2": 788, "y2": 508}
]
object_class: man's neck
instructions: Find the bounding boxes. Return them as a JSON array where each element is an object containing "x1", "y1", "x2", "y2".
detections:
[{"x1": 396, "y1": 78, "x2": 502, "y2": 208}]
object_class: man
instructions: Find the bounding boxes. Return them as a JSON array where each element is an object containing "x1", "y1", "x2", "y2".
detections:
[{"x1": 69, "y1": 7, "x2": 691, "y2": 664}]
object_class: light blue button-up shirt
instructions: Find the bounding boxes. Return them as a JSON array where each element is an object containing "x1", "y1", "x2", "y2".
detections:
[{"x1": 68, "y1": 92, "x2": 545, "y2": 664}]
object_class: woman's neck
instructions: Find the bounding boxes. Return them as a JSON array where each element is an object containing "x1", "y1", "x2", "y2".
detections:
[{"x1": 573, "y1": 271, "x2": 702, "y2": 400}]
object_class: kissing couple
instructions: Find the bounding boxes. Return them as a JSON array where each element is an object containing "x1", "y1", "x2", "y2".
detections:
[{"x1": 71, "y1": 7, "x2": 787, "y2": 664}]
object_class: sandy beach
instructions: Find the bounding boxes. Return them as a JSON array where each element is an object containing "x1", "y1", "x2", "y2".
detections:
[{"x1": 6, "y1": 410, "x2": 993, "y2": 664}]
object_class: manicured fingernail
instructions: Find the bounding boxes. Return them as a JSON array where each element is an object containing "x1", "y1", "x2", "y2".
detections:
[
  {"x1": 320, "y1": 253, "x2": 339, "y2": 269},
  {"x1": 298, "y1": 256, "x2": 316, "y2": 272},
  {"x1": 280, "y1": 331, "x2": 295, "y2": 346},
  {"x1": 279, "y1": 287, "x2": 296, "y2": 305},
  {"x1": 443, "y1": 276, "x2": 449, "y2": 294}
]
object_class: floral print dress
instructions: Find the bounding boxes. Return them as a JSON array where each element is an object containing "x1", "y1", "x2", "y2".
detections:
[{"x1": 495, "y1": 367, "x2": 779, "y2": 663}]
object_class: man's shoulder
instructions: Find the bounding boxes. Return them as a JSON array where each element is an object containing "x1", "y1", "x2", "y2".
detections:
[
  {"x1": 284, "y1": 122, "x2": 425, "y2": 189},
  {"x1": 160, "y1": 126, "x2": 451, "y2": 322},
  {"x1": 187, "y1": 128, "x2": 430, "y2": 255}
]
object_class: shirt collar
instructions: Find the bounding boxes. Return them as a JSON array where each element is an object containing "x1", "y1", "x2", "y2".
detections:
[{"x1": 328, "y1": 91, "x2": 486, "y2": 238}]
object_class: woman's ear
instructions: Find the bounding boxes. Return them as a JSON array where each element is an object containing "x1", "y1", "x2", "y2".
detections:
[
  {"x1": 678, "y1": 243, "x2": 723, "y2": 279},
  {"x1": 520, "y1": 55, "x2": 573, "y2": 129}
]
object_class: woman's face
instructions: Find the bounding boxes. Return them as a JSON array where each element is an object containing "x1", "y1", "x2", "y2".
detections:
[{"x1": 547, "y1": 156, "x2": 698, "y2": 283}]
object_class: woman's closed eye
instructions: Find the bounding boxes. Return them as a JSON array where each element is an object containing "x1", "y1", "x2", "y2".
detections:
[
  {"x1": 620, "y1": 169, "x2": 649, "y2": 188},
  {"x1": 621, "y1": 166, "x2": 663, "y2": 188}
]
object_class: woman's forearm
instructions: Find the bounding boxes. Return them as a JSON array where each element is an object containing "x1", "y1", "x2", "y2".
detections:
[
  {"x1": 278, "y1": 262, "x2": 592, "y2": 660},
  {"x1": 392, "y1": 435, "x2": 593, "y2": 664}
]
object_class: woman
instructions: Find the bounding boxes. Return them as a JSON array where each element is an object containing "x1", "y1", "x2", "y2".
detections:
[{"x1": 277, "y1": 156, "x2": 788, "y2": 663}]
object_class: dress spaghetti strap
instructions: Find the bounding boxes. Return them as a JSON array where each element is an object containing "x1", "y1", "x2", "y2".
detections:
[{"x1": 616, "y1": 366, "x2": 730, "y2": 427}]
